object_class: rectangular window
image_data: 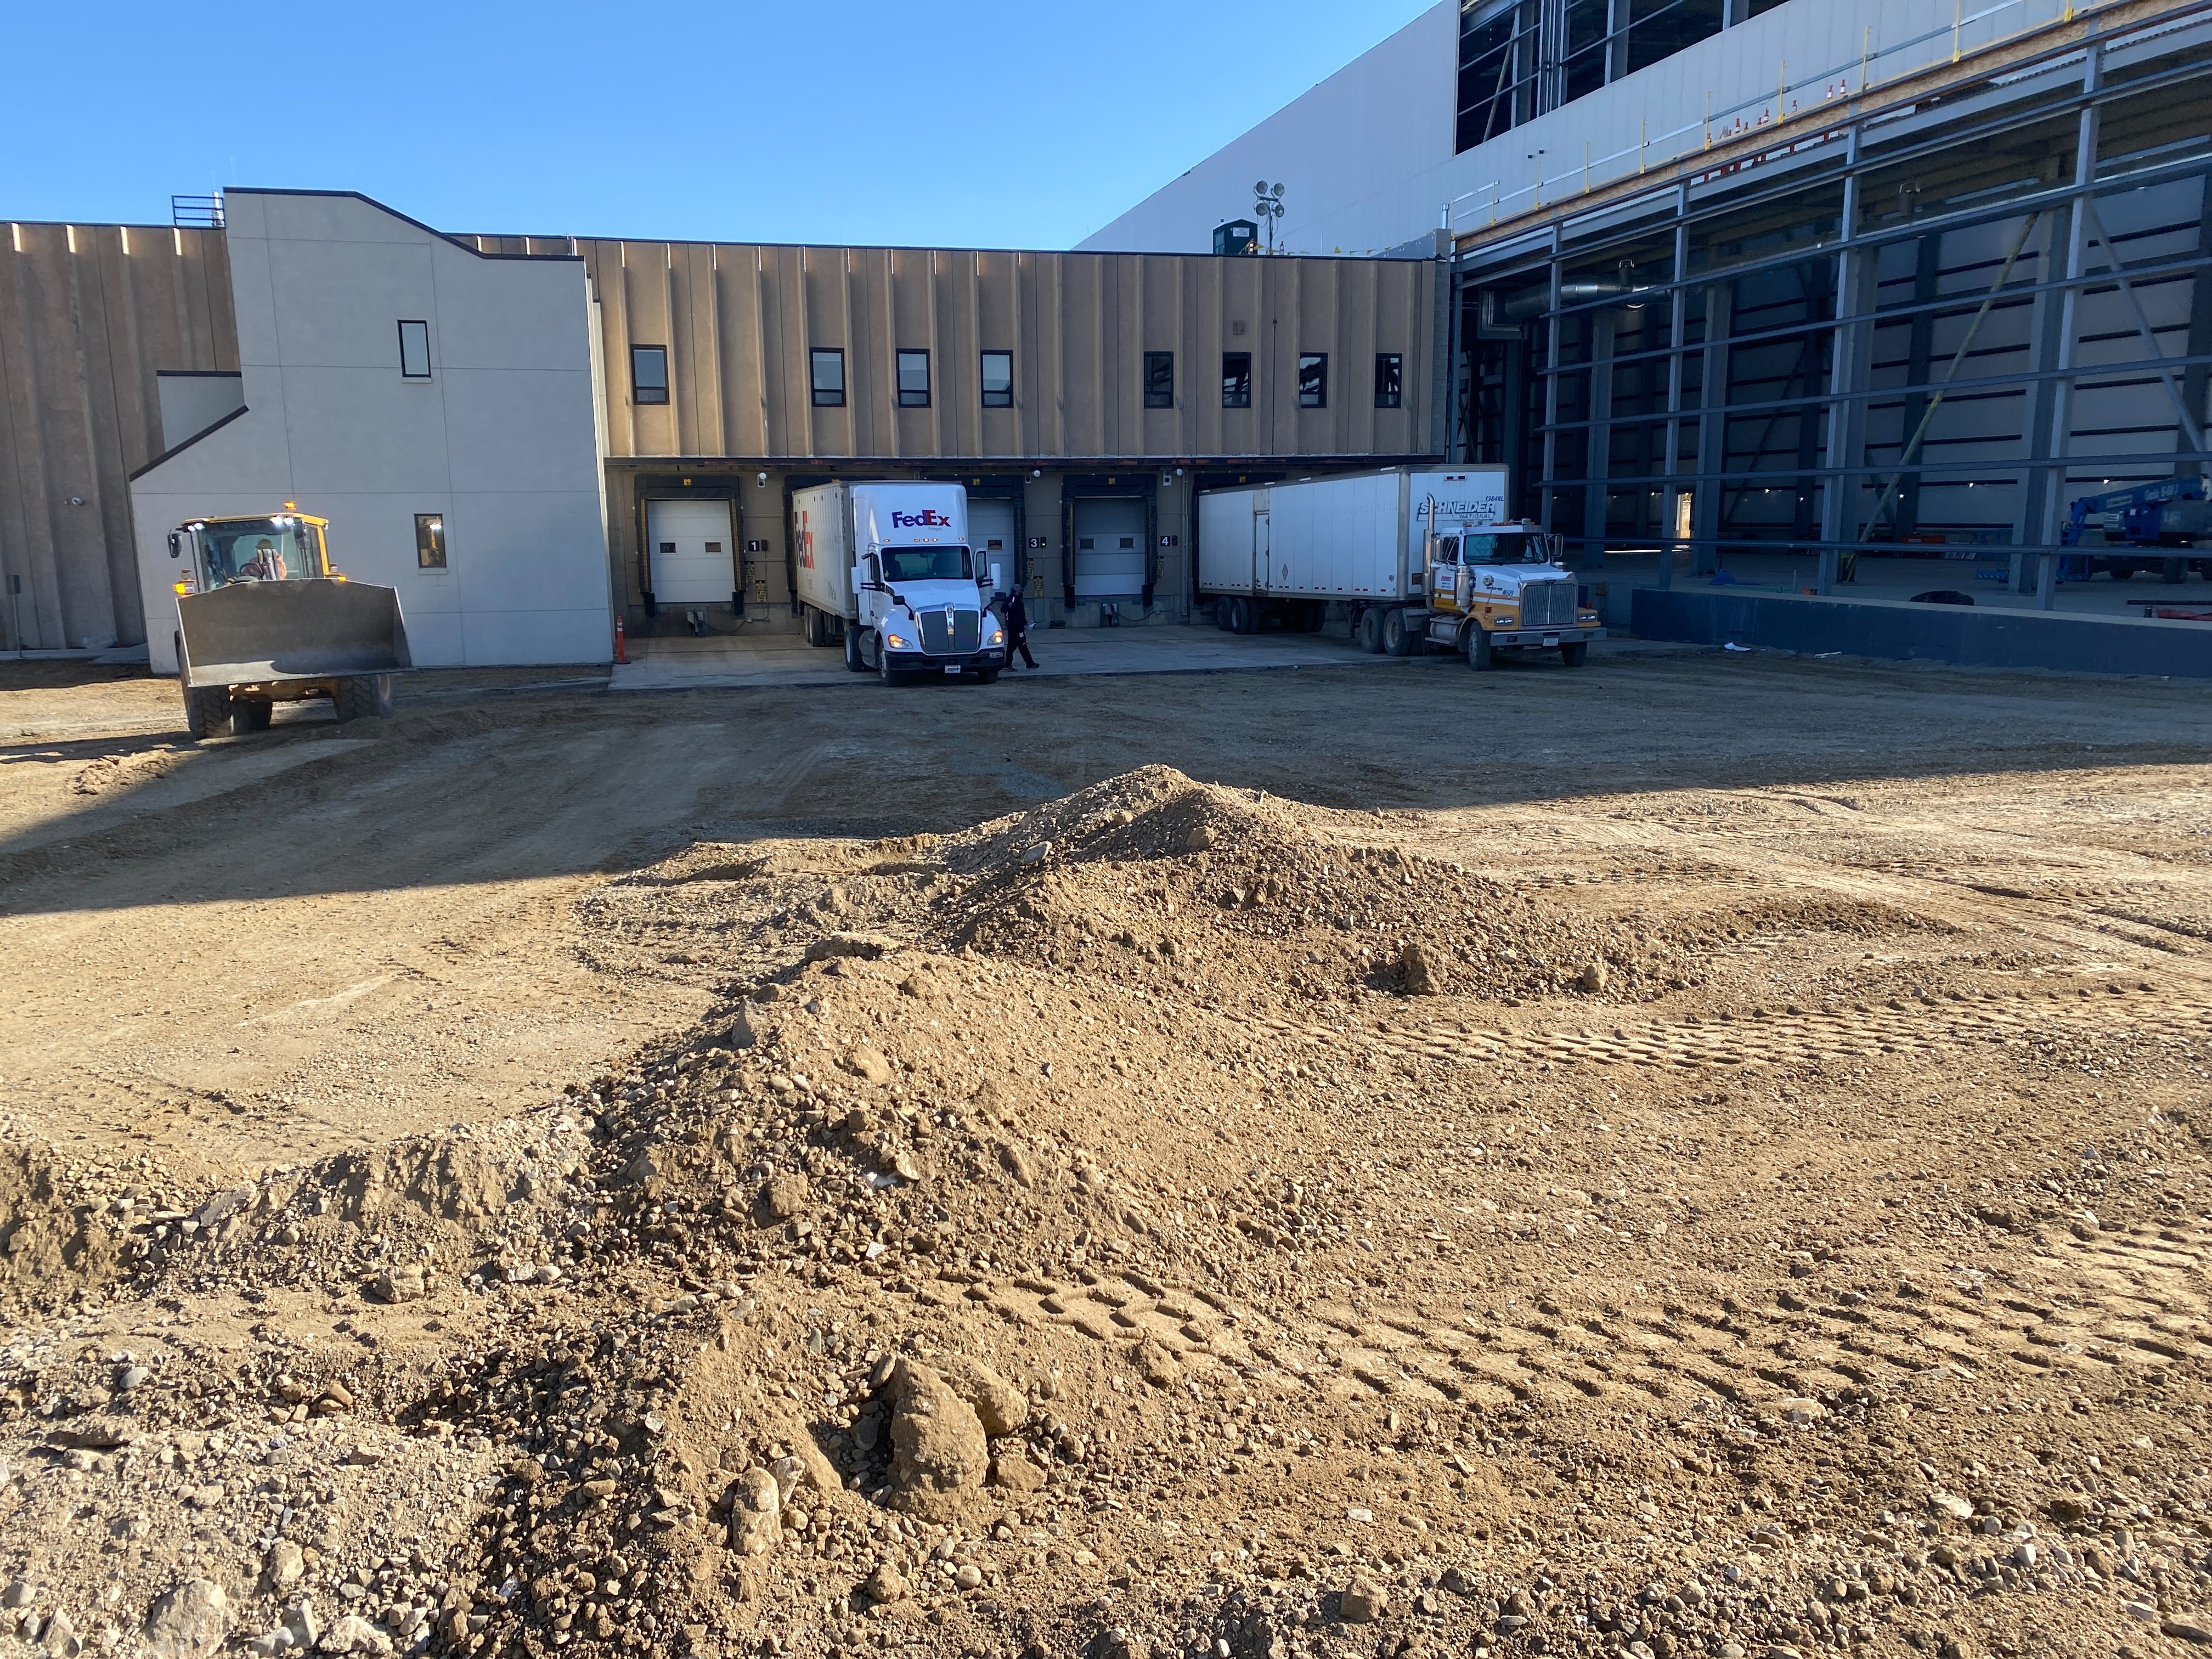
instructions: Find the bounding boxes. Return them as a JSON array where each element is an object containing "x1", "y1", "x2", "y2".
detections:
[
  {"x1": 1374, "y1": 353, "x2": 1403, "y2": 408},
  {"x1": 631, "y1": 345, "x2": 668, "y2": 405},
  {"x1": 1298, "y1": 353, "x2": 1328, "y2": 409},
  {"x1": 980, "y1": 350, "x2": 1013, "y2": 408},
  {"x1": 1221, "y1": 351, "x2": 1252, "y2": 409},
  {"x1": 1143, "y1": 351, "x2": 1175, "y2": 409},
  {"x1": 398, "y1": 320, "x2": 430, "y2": 379},
  {"x1": 414, "y1": 513, "x2": 447, "y2": 569},
  {"x1": 896, "y1": 349, "x2": 930, "y2": 408},
  {"x1": 810, "y1": 348, "x2": 846, "y2": 408}
]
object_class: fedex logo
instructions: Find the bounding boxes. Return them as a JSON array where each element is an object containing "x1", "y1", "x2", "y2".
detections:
[{"x1": 890, "y1": 509, "x2": 950, "y2": 529}]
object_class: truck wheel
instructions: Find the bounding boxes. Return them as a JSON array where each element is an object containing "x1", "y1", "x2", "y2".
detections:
[
  {"x1": 229, "y1": 698, "x2": 273, "y2": 735},
  {"x1": 1383, "y1": 608, "x2": 1418, "y2": 656},
  {"x1": 1558, "y1": 640, "x2": 1589, "y2": 668},
  {"x1": 2164, "y1": 557, "x2": 2188, "y2": 584},
  {"x1": 1301, "y1": 601, "x2": 1327, "y2": 632},
  {"x1": 334, "y1": 675, "x2": 396, "y2": 721},
  {"x1": 975, "y1": 668, "x2": 1002, "y2": 685},
  {"x1": 879, "y1": 648, "x2": 906, "y2": 687},
  {"x1": 1213, "y1": 600, "x2": 1234, "y2": 631},
  {"x1": 1465, "y1": 628, "x2": 1494, "y2": 672},
  {"x1": 183, "y1": 684, "x2": 233, "y2": 740},
  {"x1": 1355, "y1": 608, "x2": 1385, "y2": 653},
  {"x1": 1239, "y1": 597, "x2": 1264, "y2": 635},
  {"x1": 845, "y1": 628, "x2": 867, "y2": 672}
]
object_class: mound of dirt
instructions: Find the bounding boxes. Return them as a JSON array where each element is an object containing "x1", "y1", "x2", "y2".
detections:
[{"x1": 0, "y1": 768, "x2": 2202, "y2": 1659}]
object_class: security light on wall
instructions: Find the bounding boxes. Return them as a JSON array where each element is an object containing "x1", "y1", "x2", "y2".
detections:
[{"x1": 757, "y1": 472, "x2": 768, "y2": 486}]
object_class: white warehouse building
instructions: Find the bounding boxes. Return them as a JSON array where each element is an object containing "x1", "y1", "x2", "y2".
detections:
[{"x1": 128, "y1": 191, "x2": 612, "y2": 674}]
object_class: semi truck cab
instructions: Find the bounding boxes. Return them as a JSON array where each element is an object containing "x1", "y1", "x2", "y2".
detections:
[{"x1": 1424, "y1": 516, "x2": 1603, "y2": 668}]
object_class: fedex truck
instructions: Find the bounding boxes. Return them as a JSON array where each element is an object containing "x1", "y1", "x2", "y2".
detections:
[{"x1": 792, "y1": 482, "x2": 1010, "y2": 684}]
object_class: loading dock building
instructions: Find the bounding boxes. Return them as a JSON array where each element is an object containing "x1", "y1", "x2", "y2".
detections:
[
  {"x1": 2, "y1": 194, "x2": 1443, "y2": 662},
  {"x1": 1086, "y1": 0, "x2": 2212, "y2": 605}
]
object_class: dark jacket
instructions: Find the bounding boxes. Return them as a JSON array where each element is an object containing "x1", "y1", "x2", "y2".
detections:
[{"x1": 1003, "y1": 591, "x2": 1030, "y2": 638}]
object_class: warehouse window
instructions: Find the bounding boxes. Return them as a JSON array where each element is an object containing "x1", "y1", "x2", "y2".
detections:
[
  {"x1": 1221, "y1": 352, "x2": 1252, "y2": 409},
  {"x1": 398, "y1": 320, "x2": 430, "y2": 379},
  {"x1": 896, "y1": 349, "x2": 930, "y2": 409},
  {"x1": 1374, "y1": 353, "x2": 1403, "y2": 409},
  {"x1": 415, "y1": 514, "x2": 447, "y2": 569},
  {"x1": 981, "y1": 350, "x2": 1013, "y2": 408},
  {"x1": 810, "y1": 348, "x2": 845, "y2": 408},
  {"x1": 1298, "y1": 353, "x2": 1328, "y2": 409},
  {"x1": 631, "y1": 345, "x2": 669, "y2": 405},
  {"x1": 1455, "y1": 0, "x2": 1726, "y2": 154},
  {"x1": 1143, "y1": 351, "x2": 1175, "y2": 409}
]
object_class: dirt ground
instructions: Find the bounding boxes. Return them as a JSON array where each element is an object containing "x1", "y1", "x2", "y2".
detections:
[{"x1": 3, "y1": 647, "x2": 2212, "y2": 1659}]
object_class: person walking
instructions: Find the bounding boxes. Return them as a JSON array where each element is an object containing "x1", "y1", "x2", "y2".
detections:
[{"x1": 1003, "y1": 583, "x2": 1038, "y2": 670}]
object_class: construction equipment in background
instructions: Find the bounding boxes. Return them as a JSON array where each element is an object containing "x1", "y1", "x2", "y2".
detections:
[
  {"x1": 2058, "y1": 478, "x2": 2212, "y2": 584},
  {"x1": 166, "y1": 507, "x2": 411, "y2": 740}
]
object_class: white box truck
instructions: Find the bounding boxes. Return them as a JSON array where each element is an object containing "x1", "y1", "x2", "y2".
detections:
[
  {"x1": 1197, "y1": 467, "x2": 1603, "y2": 669},
  {"x1": 791, "y1": 482, "x2": 1010, "y2": 684}
]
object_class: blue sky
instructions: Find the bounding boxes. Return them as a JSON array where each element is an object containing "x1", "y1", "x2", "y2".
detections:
[{"x1": 3, "y1": 1, "x2": 1427, "y2": 246}]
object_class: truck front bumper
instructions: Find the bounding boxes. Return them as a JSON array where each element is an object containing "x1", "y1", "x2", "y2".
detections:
[
  {"x1": 884, "y1": 647, "x2": 1008, "y2": 675},
  {"x1": 1488, "y1": 625, "x2": 1605, "y2": 648}
]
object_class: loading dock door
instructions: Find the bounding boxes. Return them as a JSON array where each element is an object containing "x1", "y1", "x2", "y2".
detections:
[
  {"x1": 969, "y1": 499, "x2": 1017, "y2": 593},
  {"x1": 1073, "y1": 498, "x2": 1147, "y2": 601},
  {"x1": 646, "y1": 500, "x2": 736, "y2": 604}
]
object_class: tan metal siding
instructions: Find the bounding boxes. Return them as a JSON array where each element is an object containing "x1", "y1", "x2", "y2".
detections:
[{"x1": 0, "y1": 221, "x2": 233, "y2": 650}]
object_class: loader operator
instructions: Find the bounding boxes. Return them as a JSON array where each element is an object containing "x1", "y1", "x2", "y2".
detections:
[{"x1": 238, "y1": 537, "x2": 286, "y2": 582}]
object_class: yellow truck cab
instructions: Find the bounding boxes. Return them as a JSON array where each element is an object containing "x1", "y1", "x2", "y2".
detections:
[{"x1": 1424, "y1": 517, "x2": 1603, "y2": 669}]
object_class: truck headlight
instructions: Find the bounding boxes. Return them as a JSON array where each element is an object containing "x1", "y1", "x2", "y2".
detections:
[
  {"x1": 986, "y1": 622, "x2": 1005, "y2": 645},
  {"x1": 885, "y1": 632, "x2": 909, "y2": 650}
]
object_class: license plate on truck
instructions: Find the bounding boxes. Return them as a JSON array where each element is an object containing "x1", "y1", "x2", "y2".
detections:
[{"x1": 945, "y1": 665, "x2": 961, "y2": 674}]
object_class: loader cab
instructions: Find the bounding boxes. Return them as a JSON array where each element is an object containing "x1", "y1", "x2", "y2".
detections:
[{"x1": 168, "y1": 512, "x2": 332, "y2": 596}]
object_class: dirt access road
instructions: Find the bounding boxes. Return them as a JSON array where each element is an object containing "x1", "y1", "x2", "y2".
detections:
[
  {"x1": 7, "y1": 648, "x2": 2212, "y2": 1659},
  {"x1": 2, "y1": 646, "x2": 2208, "y2": 1177}
]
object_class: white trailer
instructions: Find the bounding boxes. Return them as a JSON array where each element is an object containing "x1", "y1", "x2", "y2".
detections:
[
  {"x1": 1197, "y1": 467, "x2": 1602, "y2": 667},
  {"x1": 791, "y1": 482, "x2": 1009, "y2": 684}
]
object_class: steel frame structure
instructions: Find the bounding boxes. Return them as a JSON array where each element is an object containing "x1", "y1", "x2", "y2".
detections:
[{"x1": 1448, "y1": 4, "x2": 2212, "y2": 607}]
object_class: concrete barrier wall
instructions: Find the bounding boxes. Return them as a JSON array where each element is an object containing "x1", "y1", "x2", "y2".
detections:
[{"x1": 1631, "y1": 588, "x2": 2212, "y2": 679}]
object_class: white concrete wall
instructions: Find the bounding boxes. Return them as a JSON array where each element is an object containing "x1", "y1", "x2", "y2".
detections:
[
  {"x1": 131, "y1": 190, "x2": 611, "y2": 674},
  {"x1": 155, "y1": 373, "x2": 245, "y2": 452},
  {"x1": 1079, "y1": 0, "x2": 2072, "y2": 257}
]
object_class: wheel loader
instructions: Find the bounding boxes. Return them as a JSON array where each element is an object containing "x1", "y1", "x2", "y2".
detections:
[{"x1": 164, "y1": 507, "x2": 411, "y2": 740}]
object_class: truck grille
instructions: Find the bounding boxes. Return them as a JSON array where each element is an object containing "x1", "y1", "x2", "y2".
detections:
[
  {"x1": 918, "y1": 608, "x2": 980, "y2": 656},
  {"x1": 1521, "y1": 581, "x2": 1576, "y2": 628}
]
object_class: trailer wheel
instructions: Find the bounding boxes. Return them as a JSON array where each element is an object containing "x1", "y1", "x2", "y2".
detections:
[
  {"x1": 1465, "y1": 627, "x2": 1494, "y2": 672},
  {"x1": 1355, "y1": 608, "x2": 1385, "y2": 653},
  {"x1": 2164, "y1": 557, "x2": 2188, "y2": 584},
  {"x1": 229, "y1": 698, "x2": 274, "y2": 735},
  {"x1": 1558, "y1": 641, "x2": 1589, "y2": 668},
  {"x1": 334, "y1": 675, "x2": 396, "y2": 722},
  {"x1": 1300, "y1": 600, "x2": 1328, "y2": 632},
  {"x1": 183, "y1": 683, "x2": 233, "y2": 740},
  {"x1": 1383, "y1": 608, "x2": 1419, "y2": 656}
]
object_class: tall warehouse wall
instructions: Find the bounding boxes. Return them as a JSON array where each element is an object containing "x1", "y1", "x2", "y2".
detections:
[{"x1": 0, "y1": 222, "x2": 235, "y2": 651}]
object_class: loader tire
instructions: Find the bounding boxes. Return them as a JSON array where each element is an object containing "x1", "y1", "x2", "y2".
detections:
[
  {"x1": 334, "y1": 674, "x2": 396, "y2": 722},
  {"x1": 183, "y1": 683, "x2": 233, "y2": 741},
  {"x1": 229, "y1": 698, "x2": 273, "y2": 735}
]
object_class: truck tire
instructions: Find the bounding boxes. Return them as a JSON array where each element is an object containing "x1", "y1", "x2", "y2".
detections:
[
  {"x1": 1558, "y1": 640, "x2": 1589, "y2": 668},
  {"x1": 1465, "y1": 627, "x2": 1494, "y2": 672},
  {"x1": 1383, "y1": 608, "x2": 1418, "y2": 656},
  {"x1": 334, "y1": 675, "x2": 396, "y2": 721},
  {"x1": 1300, "y1": 600, "x2": 1328, "y2": 632},
  {"x1": 183, "y1": 683, "x2": 233, "y2": 740},
  {"x1": 1355, "y1": 608, "x2": 1385, "y2": 653},
  {"x1": 879, "y1": 648, "x2": 907, "y2": 687},
  {"x1": 975, "y1": 668, "x2": 1002, "y2": 685},
  {"x1": 230, "y1": 698, "x2": 273, "y2": 735},
  {"x1": 2164, "y1": 557, "x2": 2188, "y2": 584},
  {"x1": 1238, "y1": 597, "x2": 1263, "y2": 635},
  {"x1": 845, "y1": 628, "x2": 867, "y2": 672},
  {"x1": 1213, "y1": 599, "x2": 1234, "y2": 631}
]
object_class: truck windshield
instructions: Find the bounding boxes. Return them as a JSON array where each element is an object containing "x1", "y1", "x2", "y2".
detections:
[
  {"x1": 880, "y1": 545, "x2": 972, "y2": 582},
  {"x1": 1461, "y1": 533, "x2": 1544, "y2": 565},
  {"x1": 199, "y1": 519, "x2": 324, "y2": 586}
]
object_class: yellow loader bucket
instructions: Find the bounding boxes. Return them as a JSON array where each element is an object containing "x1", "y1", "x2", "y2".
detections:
[{"x1": 177, "y1": 579, "x2": 411, "y2": 687}]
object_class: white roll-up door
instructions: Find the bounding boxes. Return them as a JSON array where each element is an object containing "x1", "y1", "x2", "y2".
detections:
[
  {"x1": 646, "y1": 500, "x2": 736, "y2": 604},
  {"x1": 968, "y1": 499, "x2": 1017, "y2": 593},
  {"x1": 1073, "y1": 498, "x2": 1147, "y2": 600}
]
